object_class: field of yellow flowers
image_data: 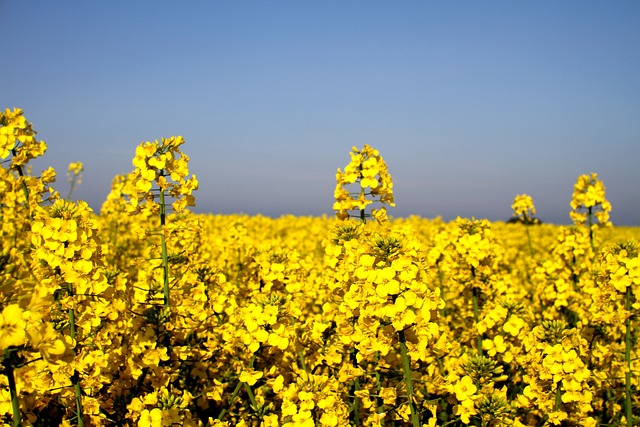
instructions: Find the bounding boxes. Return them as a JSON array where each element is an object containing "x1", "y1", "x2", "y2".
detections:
[{"x1": 1, "y1": 108, "x2": 639, "y2": 427}]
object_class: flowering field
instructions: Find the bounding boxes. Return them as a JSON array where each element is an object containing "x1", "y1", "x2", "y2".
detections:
[{"x1": 1, "y1": 108, "x2": 639, "y2": 427}]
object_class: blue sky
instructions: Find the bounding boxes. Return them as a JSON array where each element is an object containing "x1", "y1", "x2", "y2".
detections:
[{"x1": 2, "y1": 1, "x2": 639, "y2": 225}]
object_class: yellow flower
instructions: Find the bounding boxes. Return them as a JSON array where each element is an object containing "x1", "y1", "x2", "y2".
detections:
[
  {"x1": 511, "y1": 194, "x2": 536, "y2": 223},
  {"x1": 570, "y1": 173, "x2": 611, "y2": 227},
  {"x1": 547, "y1": 410, "x2": 568, "y2": 425},
  {"x1": 333, "y1": 144, "x2": 394, "y2": 221},
  {"x1": 483, "y1": 335, "x2": 507, "y2": 356},
  {"x1": 127, "y1": 136, "x2": 197, "y2": 215},
  {"x1": 138, "y1": 408, "x2": 163, "y2": 427},
  {"x1": 454, "y1": 375, "x2": 477, "y2": 401},
  {"x1": 379, "y1": 387, "x2": 397, "y2": 405},
  {"x1": 68, "y1": 161, "x2": 83, "y2": 175},
  {"x1": 503, "y1": 315, "x2": 525, "y2": 337},
  {"x1": 239, "y1": 368, "x2": 263, "y2": 386},
  {"x1": 28, "y1": 322, "x2": 73, "y2": 363},
  {"x1": 0, "y1": 305, "x2": 26, "y2": 351},
  {"x1": 0, "y1": 107, "x2": 47, "y2": 165}
]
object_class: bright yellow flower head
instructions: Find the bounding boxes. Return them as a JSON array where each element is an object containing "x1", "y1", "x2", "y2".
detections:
[
  {"x1": 0, "y1": 305, "x2": 27, "y2": 351},
  {"x1": 67, "y1": 162, "x2": 84, "y2": 175},
  {"x1": 138, "y1": 408, "x2": 163, "y2": 427},
  {"x1": 511, "y1": 194, "x2": 536, "y2": 223},
  {"x1": 0, "y1": 107, "x2": 47, "y2": 166},
  {"x1": 128, "y1": 136, "x2": 198, "y2": 214},
  {"x1": 569, "y1": 173, "x2": 611, "y2": 227},
  {"x1": 334, "y1": 144, "x2": 394, "y2": 223}
]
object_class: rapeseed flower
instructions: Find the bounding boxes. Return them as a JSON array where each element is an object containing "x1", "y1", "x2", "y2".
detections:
[
  {"x1": 333, "y1": 144, "x2": 394, "y2": 223},
  {"x1": 0, "y1": 305, "x2": 26, "y2": 351},
  {"x1": 511, "y1": 194, "x2": 537, "y2": 224},
  {"x1": 570, "y1": 173, "x2": 612, "y2": 228}
]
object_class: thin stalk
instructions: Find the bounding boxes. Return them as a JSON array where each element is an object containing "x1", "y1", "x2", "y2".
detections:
[
  {"x1": 4, "y1": 359, "x2": 21, "y2": 427},
  {"x1": 359, "y1": 180, "x2": 366, "y2": 223},
  {"x1": 587, "y1": 206, "x2": 594, "y2": 250},
  {"x1": 159, "y1": 188, "x2": 170, "y2": 310},
  {"x1": 67, "y1": 174, "x2": 78, "y2": 200},
  {"x1": 217, "y1": 354, "x2": 257, "y2": 421},
  {"x1": 350, "y1": 349, "x2": 361, "y2": 427},
  {"x1": 298, "y1": 347, "x2": 308, "y2": 374},
  {"x1": 525, "y1": 224, "x2": 534, "y2": 258},
  {"x1": 217, "y1": 380, "x2": 243, "y2": 421},
  {"x1": 472, "y1": 287, "x2": 483, "y2": 356},
  {"x1": 243, "y1": 382, "x2": 259, "y2": 412},
  {"x1": 69, "y1": 306, "x2": 85, "y2": 427},
  {"x1": 554, "y1": 380, "x2": 562, "y2": 412},
  {"x1": 357, "y1": 166, "x2": 366, "y2": 224},
  {"x1": 399, "y1": 330, "x2": 420, "y2": 427},
  {"x1": 374, "y1": 352, "x2": 386, "y2": 427},
  {"x1": 625, "y1": 286, "x2": 632, "y2": 427}
]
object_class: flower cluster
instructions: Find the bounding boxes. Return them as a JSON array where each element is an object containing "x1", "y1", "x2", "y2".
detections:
[
  {"x1": 333, "y1": 144, "x2": 394, "y2": 223},
  {"x1": 0, "y1": 108, "x2": 57, "y2": 216},
  {"x1": 31, "y1": 200, "x2": 108, "y2": 298},
  {"x1": 511, "y1": 194, "x2": 538, "y2": 224},
  {"x1": 66, "y1": 161, "x2": 84, "y2": 200},
  {"x1": 0, "y1": 108, "x2": 47, "y2": 167},
  {"x1": 127, "y1": 136, "x2": 198, "y2": 214},
  {"x1": 570, "y1": 173, "x2": 612, "y2": 228}
]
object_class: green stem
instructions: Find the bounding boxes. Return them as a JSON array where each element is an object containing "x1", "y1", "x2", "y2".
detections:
[
  {"x1": 554, "y1": 380, "x2": 562, "y2": 412},
  {"x1": 587, "y1": 206, "x2": 594, "y2": 250},
  {"x1": 374, "y1": 352, "x2": 385, "y2": 427},
  {"x1": 4, "y1": 357, "x2": 22, "y2": 427},
  {"x1": 625, "y1": 286, "x2": 633, "y2": 427},
  {"x1": 359, "y1": 181, "x2": 366, "y2": 223},
  {"x1": 67, "y1": 175, "x2": 77, "y2": 200},
  {"x1": 159, "y1": 188, "x2": 170, "y2": 310},
  {"x1": 298, "y1": 347, "x2": 308, "y2": 374},
  {"x1": 217, "y1": 380, "x2": 243, "y2": 421},
  {"x1": 472, "y1": 287, "x2": 483, "y2": 356},
  {"x1": 350, "y1": 349, "x2": 361, "y2": 427},
  {"x1": 399, "y1": 330, "x2": 420, "y2": 427},
  {"x1": 243, "y1": 382, "x2": 259, "y2": 413},
  {"x1": 69, "y1": 307, "x2": 85, "y2": 427},
  {"x1": 217, "y1": 354, "x2": 257, "y2": 421},
  {"x1": 525, "y1": 224, "x2": 534, "y2": 258}
]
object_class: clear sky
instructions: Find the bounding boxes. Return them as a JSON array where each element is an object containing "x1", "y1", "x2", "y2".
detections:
[{"x1": 2, "y1": 1, "x2": 639, "y2": 225}]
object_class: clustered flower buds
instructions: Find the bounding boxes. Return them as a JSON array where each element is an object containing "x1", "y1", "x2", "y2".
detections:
[
  {"x1": 333, "y1": 144, "x2": 395, "y2": 223},
  {"x1": 511, "y1": 194, "x2": 537, "y2": 224},
  {"x1": 0, "y1": 108, "x2": 47, "y2": 167},
  {"x1": 127, "y1": 136, "x2": 199, "y2": 214},
  {"x1": 570, "y1": 173, "x2": 612, "y2": 228}
]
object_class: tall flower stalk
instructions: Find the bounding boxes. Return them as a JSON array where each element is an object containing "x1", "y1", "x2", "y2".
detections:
[
  {"x1": 66, "y1": 162, "x2": 84, "y2": 201},
  {"x1": 31, "y1": 200, "x2": 109, "y2": 426},
  {"x1": 126, "y1": 136, "x2": 198, "y2": 313},
  {"x1": 569, "y1": 173, "x2": 612, "y2": 250},
  {"x1": 511, "y1": 194, "x2": 537, "y2": 257},
  {"x1": 332, "y1": 145, "x2": 438, "y2": 427},
  {"x1": 0, "y1": 108, "x2": 57, "y2": 426},
  {"x1": 333, "y1": 144, "x2": 396, "y2": 423}
]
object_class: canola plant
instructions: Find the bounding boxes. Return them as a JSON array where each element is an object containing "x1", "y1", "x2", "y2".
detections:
[{"x1": 1, "y1": 108, "x2": 639, "y2": 426}]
